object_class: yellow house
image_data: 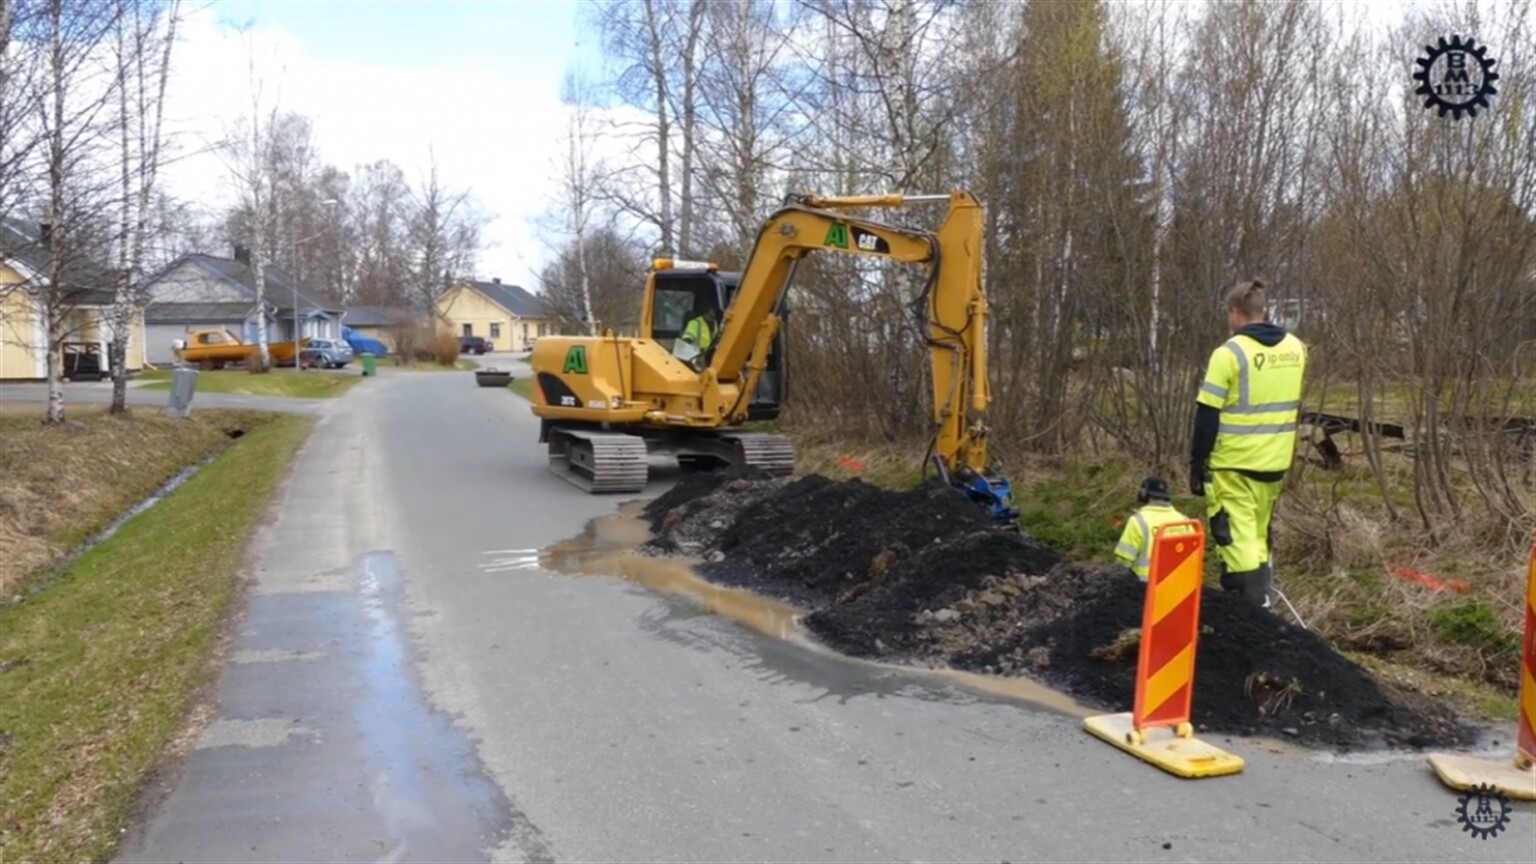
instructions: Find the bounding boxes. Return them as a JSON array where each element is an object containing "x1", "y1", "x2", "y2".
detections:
[
  {"x1": 0, "y1": 224, "x2": 144, "y2": 381},
  {"x1": 434, "y1": 278, "x2": 559, "y2": 352}
]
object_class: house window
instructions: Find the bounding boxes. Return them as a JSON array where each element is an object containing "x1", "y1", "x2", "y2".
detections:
[
  {"x1": 538, "y1": 322, "x2": 547, "y2": 337},
  {"x1": 462, "y1": 323, "x2": 472, "y2": 337},
  {"x1": 490, "y1": 322, "x2": 501, "y2": 340}
]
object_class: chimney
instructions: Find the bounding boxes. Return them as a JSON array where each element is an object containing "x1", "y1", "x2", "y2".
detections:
[
  {"x1": 39, "y1": 222, "x2": 52, "y2": 247},
  {"x1": 492, "y1": 277, "x2": 501, "y2": 284},
  {"x1": 233, "y1": 245, "x2": 251, "y2": 266}
]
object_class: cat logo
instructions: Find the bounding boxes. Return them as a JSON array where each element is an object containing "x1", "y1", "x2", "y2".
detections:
[{"x1": 850, "y1": 226, "x2": 891, "y2": 254}]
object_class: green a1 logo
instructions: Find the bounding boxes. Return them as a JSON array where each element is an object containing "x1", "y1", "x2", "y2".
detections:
[
  {"x1": 562, "y1": 345, "x2": 588, "y2": 374},
  {"x1": 824, "y1": 222, "x2": 849, "y2": 249}
]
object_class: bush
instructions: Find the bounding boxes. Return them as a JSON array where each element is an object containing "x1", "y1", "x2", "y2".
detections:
[
  {"x1": 430, "y1": 332, "x2": 459, "y2": 366},
  {"x1": 386, "y1": 315, "x2": 459, "y2": 367}
]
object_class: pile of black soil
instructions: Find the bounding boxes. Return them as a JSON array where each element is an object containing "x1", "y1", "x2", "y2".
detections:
[
  {"x1": 701, "y1": 477, "x2": 1056, "y2": 609},
  {"x1": 642, "y1": 464, "x2": 773, "y2": 529},
  {"x1": 637, "y1": 471, "x2": 1477, "y2": 751},
  {"x1": 805, "y1": 527, "x2": 1064, "y2": 657},
  {"x1": 640, "y1": 465, "x2": 783, "y2": 555},
  {"x1": 897, "y1": 564, "x2": 1476, "y2": 750}
]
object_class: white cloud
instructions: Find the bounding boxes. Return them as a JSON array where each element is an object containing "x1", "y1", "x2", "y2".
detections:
[{"x1": 158, "y1": 4, "x2": 632, "y2": 294}]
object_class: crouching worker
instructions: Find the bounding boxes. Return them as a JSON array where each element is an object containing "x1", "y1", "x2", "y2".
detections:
[{"x1": 1114, "y1": 477, "x2": 1194, "y2": 583}]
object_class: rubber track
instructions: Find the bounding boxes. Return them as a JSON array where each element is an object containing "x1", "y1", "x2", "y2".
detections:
[
  {"x1": 549, "y1": 429, "x2": 649, "y2": 493},
  {"x1": 723, "y1": 432, "x2": 795, "y2": 476}
]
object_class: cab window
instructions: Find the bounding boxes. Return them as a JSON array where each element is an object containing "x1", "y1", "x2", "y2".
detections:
[{"x1": 652, "y1": 288, "x2": 696, "y2": 337}]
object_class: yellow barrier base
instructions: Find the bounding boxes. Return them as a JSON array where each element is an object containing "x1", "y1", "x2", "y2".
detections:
[
  {"x1": 1427, "y1": 753, "x2": 1536, "y2": 800},
  {"x1": 1084, "y1": 713, "x2": 1245, "y2": 778}
]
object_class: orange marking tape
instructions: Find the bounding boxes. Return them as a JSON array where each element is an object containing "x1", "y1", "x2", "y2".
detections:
[{"x1": 1133, "y1": 520, "x2": 1205, "y2": 733}]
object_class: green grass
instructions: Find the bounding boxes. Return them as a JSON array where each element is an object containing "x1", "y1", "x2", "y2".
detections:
[
  {"x1": 138, "y1": 369, "x2": 362, "y2": 399},
  {"x1": 1344, "y1": 651, "x2": 1519, "y2": 722},
  {"x1": 0, "y1": 414, "x2": 313, "y2": 863},
  {"x1": 0, "y1": 409, "x2": 270, "y2": 592},
  {"x1": 509, "y1": 377, "x2": 535, "y2": 400}
]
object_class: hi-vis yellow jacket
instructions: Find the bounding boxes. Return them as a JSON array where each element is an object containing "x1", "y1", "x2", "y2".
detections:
[
  {"x1": 1196, "y1": 331, "x2": 1307, "y2": 474},
  {"x1": 683, "y1": 316, "x2": 714, "y2": 350},
  {"x1": 1115, "y1": 502, "x2": 1195, "y2": 581}
]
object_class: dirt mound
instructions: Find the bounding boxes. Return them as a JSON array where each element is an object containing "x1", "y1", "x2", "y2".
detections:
[
  {"x1": 641, "y1": 464, "x2": 786, "y2": 555},
  {"x1": 805, "y1": 527, "x2": 1064, "y2": 657},
  {"x1": 637, "y1": 471, "x2": 1476, "y2": 751},
  {"x1": 701, "y1": 477, "x2": 1049, "y2": 608},
  {"x1": 887, "y1": 565, "x2": 1474, "y2": 749}
]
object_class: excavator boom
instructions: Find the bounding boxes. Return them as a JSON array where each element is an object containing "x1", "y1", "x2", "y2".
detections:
[{"x1": 527, "y1": 190, "x2": 1019, "y2": 523}]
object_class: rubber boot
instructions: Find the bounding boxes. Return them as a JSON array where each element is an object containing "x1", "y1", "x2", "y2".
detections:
[
  {"x1": 1245, "y1": 563, "x2": 1274, "y2": 612},
  {"x1": 1218, "y1": 563, "x2": 1246, "y2": 593},
  {"x1": 1221, "y1": 567, "x2": 1264, "y2": 603}
]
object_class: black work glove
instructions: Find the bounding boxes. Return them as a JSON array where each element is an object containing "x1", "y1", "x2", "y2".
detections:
[{"x1": 1189, "y1": 463, "x2": 1206, "y2": 497}]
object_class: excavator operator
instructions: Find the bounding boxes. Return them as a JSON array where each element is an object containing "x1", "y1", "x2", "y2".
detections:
[{"x1": 679, "y1": 299, "x2": 718, "y2": 369}]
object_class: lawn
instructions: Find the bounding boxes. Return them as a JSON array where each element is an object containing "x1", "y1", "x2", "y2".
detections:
[
  {"x1": 137, "y1": 368, "x2": 362, "y2": 398},
  {"x1": 0, "y1": 412, "x2": 312, "y2": 863},
  {"x1": 0, "y1": 409, "x2": 271, "y2": 594},
  {"x1": 509, "y1": 376, "x2": 535, "y2": 400}
]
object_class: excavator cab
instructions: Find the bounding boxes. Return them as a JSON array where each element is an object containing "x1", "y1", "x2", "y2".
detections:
[{"x1": 640, "y1": 260, "x2": 788, "y2": 422}]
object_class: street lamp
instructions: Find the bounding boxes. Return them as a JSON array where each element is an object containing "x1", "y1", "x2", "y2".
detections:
[{"x1": 292, "y1": 199, "x2": 341, "y2": 368}]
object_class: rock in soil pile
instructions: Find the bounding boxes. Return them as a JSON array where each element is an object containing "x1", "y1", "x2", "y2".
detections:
[{"x1": 642, "y1": 470, "x2": 1478, "y2": 751}]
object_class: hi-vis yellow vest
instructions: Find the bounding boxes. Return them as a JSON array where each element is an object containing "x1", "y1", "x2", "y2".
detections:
[
  {"x1": 683, "y1": 316, "x2": 713, "y2": 350},
  {"x1": 1197, "y1": 332, "x2": 1307, "y2": 473},
  {"x1": 1114, "y1": 502, "x2": 1194, "y2": 581}
]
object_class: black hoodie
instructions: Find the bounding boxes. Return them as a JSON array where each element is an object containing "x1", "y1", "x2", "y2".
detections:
[{"x1": 1190, "y1": 322, "x2": 1292, "y2": 483}]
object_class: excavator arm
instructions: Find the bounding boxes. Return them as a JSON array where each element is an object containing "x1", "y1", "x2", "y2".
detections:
[{"x1": 707, "y1": 191, "x2": 1018, "y2": 522}]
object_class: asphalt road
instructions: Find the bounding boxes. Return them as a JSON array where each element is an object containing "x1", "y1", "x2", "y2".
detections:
[{"x1": 115, "y1": 359, "x2": 1533, "y2": 863}]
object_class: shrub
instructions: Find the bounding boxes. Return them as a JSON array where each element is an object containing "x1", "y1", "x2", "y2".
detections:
[{"x1": 430, "y1": 332, "x2": 460, "y2": 366}]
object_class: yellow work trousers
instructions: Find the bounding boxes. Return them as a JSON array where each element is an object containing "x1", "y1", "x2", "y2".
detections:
[{"x1": 1205, "y1": 470, "x2": 1282, "y2": 574}]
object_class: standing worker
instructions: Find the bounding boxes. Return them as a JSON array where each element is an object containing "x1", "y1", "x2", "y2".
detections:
[
  {"x1": 1114, "y1": 477, "x2": 1194, "y2": 583},
  {"x1": 1189, "y1": 279, "x2": 1307, "y2": 610}
]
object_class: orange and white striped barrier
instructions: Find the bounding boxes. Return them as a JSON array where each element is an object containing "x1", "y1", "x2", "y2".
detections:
[
  {"x1": 1427, "y1": 539, "x2": 1536, "y2": 799},
  {"x1": 1083, "y1": 520, "x2": 1245, "y2": 778}
]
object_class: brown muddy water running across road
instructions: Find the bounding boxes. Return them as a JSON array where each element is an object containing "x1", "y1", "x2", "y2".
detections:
[{"x1": 536, "y1": 501, "x2": 1093, "y2": 718}]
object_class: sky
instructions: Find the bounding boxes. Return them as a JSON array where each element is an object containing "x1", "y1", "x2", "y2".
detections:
[
  {"x1": 155, "y1": 0, "x2": 1475, "y2": 297},
  {"x1": 160, "y1": 0, "x2": 607, "y2": 294}
]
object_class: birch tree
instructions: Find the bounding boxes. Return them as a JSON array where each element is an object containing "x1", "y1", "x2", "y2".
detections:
[
  {"x1": 545, "y1": 72, "x2": 605, "y2": 336},
  {"x1": 108, "y1": 0, "x2": 178, "y2": 413},
  {"x1": 219, "y1": 28, "x2": 282, "y2": 372},
  {"x1": 37, "y1": 0, "x2": 120, "y2": 422}
]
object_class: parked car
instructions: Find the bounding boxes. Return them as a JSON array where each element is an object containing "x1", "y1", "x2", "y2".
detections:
[
  {"x1": 298, "y1": 337, "x2": 353, "y2": 369},
  {"x1": 460, "y1": 335, "x2": 492, "y2": 355}
]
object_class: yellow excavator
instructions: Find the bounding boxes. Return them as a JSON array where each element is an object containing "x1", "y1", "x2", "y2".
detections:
[{"x1": 526, "y1": 191, "x2": 1019, "y2": 523}]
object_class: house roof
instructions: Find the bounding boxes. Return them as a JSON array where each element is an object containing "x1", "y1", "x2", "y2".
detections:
[
  {"x1": 457, "y1": 279, "x2": 547, "y2": 318},
  {"x1": 0, "y1": 217, "x2": 120, "y2": 305},
  {"x1": 156, "y1": 253, "x2": 341, "y2": 313},
  {"x1": 145, "y1": 301, "x2": 264, "y2": 325},
  {"x1": 341, "y1": 305, "x2": 409, "y2": 327}
]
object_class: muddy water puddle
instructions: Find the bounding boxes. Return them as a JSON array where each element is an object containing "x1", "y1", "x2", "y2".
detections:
[{"x1": 539, "y1": 502, "x2": 1090, "y2": 717}]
